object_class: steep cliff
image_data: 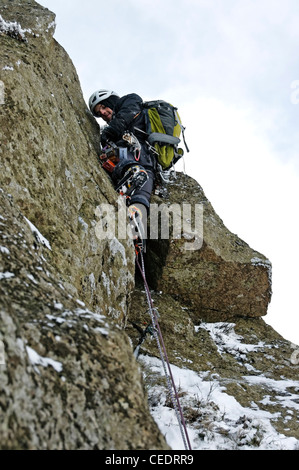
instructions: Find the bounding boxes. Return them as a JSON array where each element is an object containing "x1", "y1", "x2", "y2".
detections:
[
  {"x1": 0, "y1": 0, "x2": 166, "y2": 450},
  {"x1": 0, "y1": 0, "x2": 134, "y2": 322},
  {"x1": 0, "y1": 0, "x2": 298, "y2": 450}
]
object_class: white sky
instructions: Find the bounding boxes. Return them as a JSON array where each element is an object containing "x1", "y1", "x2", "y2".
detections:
[{"x1": 39, "y1": 0, "x2": 299, "y2": 345}]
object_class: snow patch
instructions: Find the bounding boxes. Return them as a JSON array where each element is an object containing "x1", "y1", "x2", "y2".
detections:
[
  {"x1": 101, "y1": 272, "x2": 111, "y2": 295},
  {"x1": 197, "y1": 322, "x2": 266, "y2": 359},
  {"x1": 251, "y1": 256, "x2": 272, "y2": 285},
  {"x1": 0, "y1": 15, "x2": 28, "y2": 42},
  {"x1": 140, "y1": 355, "x2": 299, "y2": 450},
  {"x1": 24, "y1": 217, "x2": 52, "y2": 250},
  {"x1": 27, "y1": 274, "x2": 38, "y2": 284},
  {"x1": 94, "y1": 327, "x2": 109, "y2": 337},
  {"x1": 78, "y1": 216, "x2": 88, "y2": 233},
  {"x1": 45, "y1": 308, "x2": 109, "y2": 335},
  {"x1": 26, "y1": 346, "x2": 63, "y2": 373},
  {"x1": 251, "y1": 257, "x2": 272, "y2": 268},
  {"x1": 0, "y1": 272, "x2": 14, "y2": 280},
  {"x1": 46, "y1": 21, "x2": 56, "y2": 33},
  {"x1": 54, "y1": 302, "x2": 63, "y2": 310}
]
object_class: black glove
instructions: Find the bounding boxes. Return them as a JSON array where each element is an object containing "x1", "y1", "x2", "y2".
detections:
[
  {"x1": 100, "y1": 131, "x2": 108, "y2": 148},
  {"x1": 101, "y1": 127, "x2": 117, "y2": 147}
]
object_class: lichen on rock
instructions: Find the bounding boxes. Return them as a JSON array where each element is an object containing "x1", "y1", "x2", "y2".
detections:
[{"x1": 0, "y1": 0, "x2": 166, "y2": 450}]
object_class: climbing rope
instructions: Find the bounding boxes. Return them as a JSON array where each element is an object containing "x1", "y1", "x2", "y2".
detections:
[{"x1": 135, "y1": 249, "x2": 192, "y2": 451}]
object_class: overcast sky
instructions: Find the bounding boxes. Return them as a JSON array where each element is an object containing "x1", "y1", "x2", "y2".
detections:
[{"x1": 39, "y1": 0, "x2": 299, "y2": 345}]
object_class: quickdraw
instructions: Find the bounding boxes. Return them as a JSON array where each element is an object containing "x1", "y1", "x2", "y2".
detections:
[
  {"x1": 122, "y1": 132, "x2": 141, "y2": 161},
  {"x1": 132, "y1": 321, "x2": 154, "y2": 359}
]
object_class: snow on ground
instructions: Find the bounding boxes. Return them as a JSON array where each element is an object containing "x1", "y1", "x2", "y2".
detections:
[
  {"x1": 140, "y1": 355, "x2": 299, "y2": 450},
  {"x1": 139, "y1": 321, "x2": 299, "y2": 451},
  {"x1": 197, "y1": 322, "x2": 266, "y2": 357}
]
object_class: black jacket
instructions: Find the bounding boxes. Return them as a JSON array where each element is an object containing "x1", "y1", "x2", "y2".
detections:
[
  {"x1": 100, "y1": 93, "x2": 156, "y2": 209},
  {"x1": 100, "y1": 93, "x2": 147, "y2": 146}
]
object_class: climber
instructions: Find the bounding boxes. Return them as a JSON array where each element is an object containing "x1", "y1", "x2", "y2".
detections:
[{"x1": 89, "y1": 89, "x2": 156, "y2": 250}]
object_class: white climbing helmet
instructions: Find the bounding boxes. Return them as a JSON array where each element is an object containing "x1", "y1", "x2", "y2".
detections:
[{"x1": 89, "y1": 89, "x2": 119, "y2": 116}]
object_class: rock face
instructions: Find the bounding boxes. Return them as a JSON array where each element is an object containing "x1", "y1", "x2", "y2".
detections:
[
  {"x1": 145, "y1": 175, "x2": 272, "y2": 322},
  {"x1": 0, "y1": 0, "x2": 298, "y2": 451},
  {"x1": 0, "y1": 190, "x2": 167, "y2": 450},
  {"x1": 0, "y1": 0, "x2": 134, "y2": 322},
  {"x1": 0, "y1": 0, "x2": 166, "y2": 450}
]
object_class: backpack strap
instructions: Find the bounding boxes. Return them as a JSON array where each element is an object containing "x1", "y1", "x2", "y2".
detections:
[
  {"x1": 148, "y1": 132, "x2": 181, "y2": 146},
  {"x1": 174, "y1": 109, "x2": 190, "y2": 153}
]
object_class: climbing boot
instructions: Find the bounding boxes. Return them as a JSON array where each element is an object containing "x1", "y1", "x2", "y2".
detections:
[{"x1": 116, "y1": 165, "x2": 149, "y2": 197}]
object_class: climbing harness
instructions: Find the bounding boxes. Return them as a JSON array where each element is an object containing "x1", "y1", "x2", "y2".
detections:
[{"x1": 134, "y1": 247, "x2": 192, "y2": 451}]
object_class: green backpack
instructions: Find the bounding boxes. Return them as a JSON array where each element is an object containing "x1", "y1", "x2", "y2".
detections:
[{"x1": 142, "y1": 100, "x2": 189, "y2": 170}]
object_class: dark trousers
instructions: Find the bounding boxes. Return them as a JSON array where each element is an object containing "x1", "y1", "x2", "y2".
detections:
[{"x1": 112, "y1": 145, "x2": 156, "y2": 210}]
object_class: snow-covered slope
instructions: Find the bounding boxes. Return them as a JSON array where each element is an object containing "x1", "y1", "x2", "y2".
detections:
[
  {"x1": 128, "y1": 288, "x2": 299, "y2": 451},
  {"x1": 139, "y1": 320, "x2": 299, "y2": 450}
]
